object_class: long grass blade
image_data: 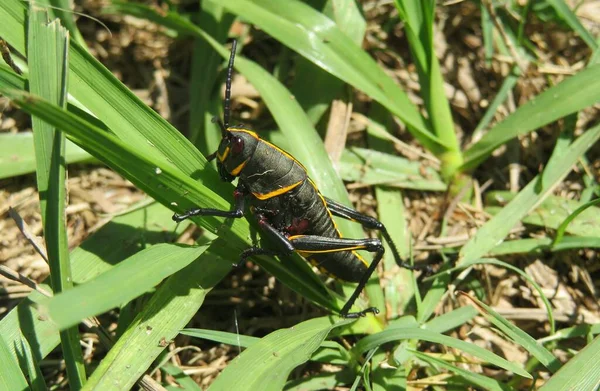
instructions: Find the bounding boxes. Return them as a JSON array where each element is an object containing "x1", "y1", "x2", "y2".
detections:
[
  {"x1": 82, "y1": 244, "x2": 231, "y2": 390},
  {"x1": 28, "y1": 8, "x2": 86, "y2": 388},
  {"x1": 207, "y1": 317, "x2": 353, "y2": 391},
  {"x1": 458, "y1": 292, "x2": 559, "y2": 372},
  {"x1": 209, "y1": 0, "x2": 446, "y2": 154},
  {"x1": 0, "y1": 203, "x2": 188, "y2": 365},
  {"x1": 40, "y1": 243, "x2": 211, "y2": 330},
  {"x1": 460, "y1": 122, "x2": 600, "y2": 265},
  {"x1": 0, "y1": 335, "x2": 29, "y2": 390},
  {"x1": 463, "y1": 65, "x2": 600, "y2": 170},
  {"x1": 352, "y1": 327, "x2": 531, "y2": 379},
  {"x1": 0, "y1": 132, "x2": 92, "y2": 179},
  {"x1": 538, "y1": 334, "x2": 600, "y2": 391}
]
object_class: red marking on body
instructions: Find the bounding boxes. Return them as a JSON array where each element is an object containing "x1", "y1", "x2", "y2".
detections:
[{"x1": 287, "y1": 218, "x2": 310, "y2": 236}]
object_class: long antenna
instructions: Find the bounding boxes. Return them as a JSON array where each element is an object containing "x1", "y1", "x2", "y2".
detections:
[{"x1": 223, "y1": 40, "x2": 237, "y2": 131}]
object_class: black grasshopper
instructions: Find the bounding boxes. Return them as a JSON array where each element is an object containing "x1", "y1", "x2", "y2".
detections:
[{"x1": 174, "y1": 40, "x2": 422, "y2": 318}]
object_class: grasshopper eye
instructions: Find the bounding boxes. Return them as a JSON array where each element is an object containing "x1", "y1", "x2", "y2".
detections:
[{"x1": 231, "y1": 136, "x2": 244, "y2": 155}]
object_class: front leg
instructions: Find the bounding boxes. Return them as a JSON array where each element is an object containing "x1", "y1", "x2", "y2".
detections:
[{"x1": 173, "y1": 183, "x2": 247, "y2": 222}]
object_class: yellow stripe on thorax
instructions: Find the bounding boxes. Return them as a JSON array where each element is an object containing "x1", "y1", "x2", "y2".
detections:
[{"x1": 230, "y1": 159, "x2": 249, "y2": 175}]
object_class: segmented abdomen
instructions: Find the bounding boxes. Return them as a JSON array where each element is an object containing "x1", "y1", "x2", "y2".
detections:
[{"x1": 290, "y1": 180, "x2": 368, "y2": 283}]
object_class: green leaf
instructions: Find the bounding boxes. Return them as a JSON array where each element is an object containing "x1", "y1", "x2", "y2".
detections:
[
  {"x1": 1, "y1": 0, "x2": 223, "y2": 190},
  {"x1": 0, "y1": 132, "x2": 92, "y2": 179},
  {"x1": 423, "y1": 305, "x2": 478, "y2": 334},
  {"x1": 553, "y1": 198, "x2": 600, "y2": 245},
  {"x1": 210, "y1": 0, "x2": 446, "y2": 154},
  {"x1": 488, "y1": 236, "x2": 600, "y2": 255},
  {"x1": 339, "y1": 147, "x2": 446, "y2": 191},
  {"x1": 460, "y1": 123, "x2": 600, "y2": 265},
  {"x1": 83, "y1": 244, "x2": 231, "y2": 390},
  {"x1": 181, "y1": 329, "x2": 259, "y2": 349},
  {"x1": 0, "y1": 87, "x2": 249, "y2": 243},
  {"x1": 0, "y1": 202, "x2": 186, "y2": 366},
  {"x1": 0, "y1": 335, "x2": 29, "y2": 390},
  {"x1": 352, "y1": 327, "x2": 531, "y2": 379},
  {"x1": 545, "y1": 0, "x2": 598, "y2": 50},
  {"x1": 539, "y1": 334, "x2": 600, "y2": 391},
  {"x1": 393, "y1": 0, "x2": 462, "y2": 178},
  {"x1": 458, "y1": 292, "x2": 559, "y2": 372},
  {"x1": 463, "y1": 65, "x2": 600, "y2": 170},
  {"x1": 412, "y1": 351, "x2": 511, "y2": 391},
  {"x1": 485, "y1": 193, "x2": 600, "y2": 240},
  {"x1": 28, "y1": 8, "x2": 86, "y2": 388},
  {"x1": 538, "y1": 323, "x2": 600, "y2": 344},
  {"x1": 40, "y1": 243, "x2": 211, "y2": 330},
  {"x1": 207, "y1": 317, "x2": 353, "y2": 391}
]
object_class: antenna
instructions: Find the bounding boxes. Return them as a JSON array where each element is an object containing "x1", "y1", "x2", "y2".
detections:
[{"x1": 223, "y1": 39, "x2": 237, "y2": 131}]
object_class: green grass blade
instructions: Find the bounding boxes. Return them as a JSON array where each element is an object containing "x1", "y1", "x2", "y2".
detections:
[
  {"x1": 352, "y1": 327, "x2": 531, "y2": 379},
  {"x1": 366, "y1": 105, "x2": 414, "y2": 316},
  {"x1": 412, "y1": 350, "x2": 512, "y2": 391},
  {"x1": 286, "y1": 0, "x2": 363, "y2": 125},
  {"x1": 417, "y1": 273, "x2": 451, "y2": 325},
  {"x1": 393, "y1": 0, "x2": 462, "y2": 178},
  {"x1": 339, "y1": 147, "x2": 446, "y2": 191},
  {"x1": 423, "y1": 305, "x2": 478, "y2": 334},
  {"x1": 207, "y1": 317, "x2": 353, "y2": 391},
  {"x1": 82, "y1": 244, "x2": 231, "y2": 390},
  {"x1": 28, "y1": 8, "x2": 85, "y2": 388},
  {"x1": 538, "y1": 334, "x2": 600, "y2": 391},
  {"x1": 473, "y1": 70, "x2": 519, "y2": 138},
  {"x1": 538, "y1": 323, "x2": 600, "y2": 344},
  {"x1": 1, "y1": 0, "x2": 221, "y2": 189},
  {"x1": 161, "y1": 364, "x2": 203, "y2": 391},
  {"x1": 0, "y1": 63, "x2": 25, "y2": 88},
  {"x1": 18, "y1": 336, "x2": 47, "y2": 391},
  {"x1": 0, "y1": 87, "x2": 249, "y2": 241},
  {"x1": 285, "y1": 372, "x2": 352, "y2": 391},
  {"x1": 188, "y1": 2, "x2": 233, "y2": 151},
  {"x1": 488, "y1": 236, "x2": 600, "y2": 255},
  {"x1": 486, "y1": 192, "x2": 600, "y2": 239},
  {"x1": 35, "y1": 0, "x2": 87, "y2": 48},
  {"x1": 553, "y1": 198, "x2": 600, "y2": 245},
  {"x1": 290, "y1": 55, "x2": 344, "y2": 125},
  {"x1": 210, "y1": 0, "x2": 446, "y2": 153},
  {"x1": 0, "y1": 132, "x2": 92, "y2": 179},
  {"x1": 480, "y1": 2, "x2": 493, "y2": 66},
  {"x1": 40, "y1": 243, "x2": 211, "y2": 330},
  {"x1": 330, "y1": 0, "x2": 366, "y2": 44},
  {"x1": 460, "y1": 122, "x2": 600, "y2": 265},
  {"x1": 0, "y1": 203, "x2": 186, "y2": 364},
  {"x1": 433, "y1": 257, "x2": 555, "y2": 333},
  {"x1": 458, "y1": 292, "x2": 560, "y2": 373},
  {"x1": 0, "y1": 1, "x2": 26, "y2": 54},
  {"x1": 546, "y1": 0, "x2": 598, "y2": 50},
  {"x1": 181, "y1": 329, "x2": 259, "y2": 349},
  {"x1": 0, "y1": 335, "x2": 29, "y2": 390},
  {"x1": 463, "y1": 65, "x2": 600, "y2": 170},
  {"x1": 181, "y1": 329, "x2": 350, "y2": 365}
]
